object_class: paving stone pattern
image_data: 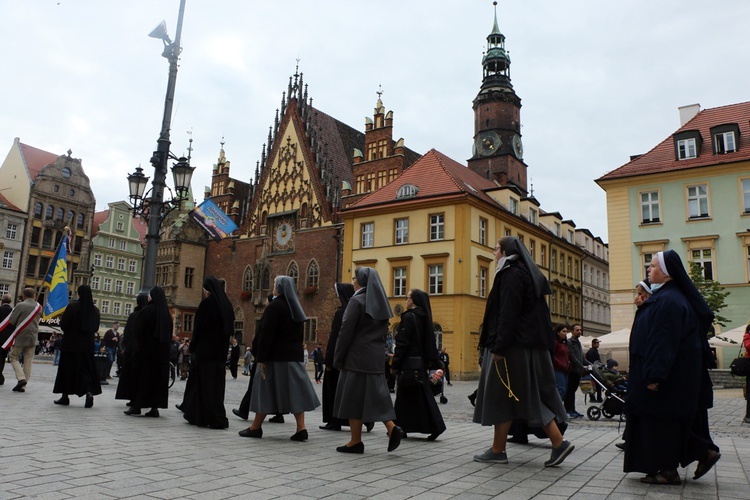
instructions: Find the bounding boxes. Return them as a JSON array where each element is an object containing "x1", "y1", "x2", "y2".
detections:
[{"x1": 1, "y1": 361, "x2": 749, "y2": 499}]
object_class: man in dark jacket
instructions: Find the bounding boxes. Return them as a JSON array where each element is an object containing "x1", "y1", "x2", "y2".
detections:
[
  {"x1": 439, "y1": 347, "x2": 452, "y2": 385},
  {"x1": 312, "y1": 343, "x2": 324, "y2": 383},
  {"x1": 564, "y1": 324, "x2": 590, "y2": 417},
  {"x1": 585, "y1": 338, "x2": 602, "y2": 402}
]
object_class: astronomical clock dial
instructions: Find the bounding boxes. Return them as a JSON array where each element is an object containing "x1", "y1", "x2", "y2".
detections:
[
  {"x1": 512, "y1": 134, "x2": 524, "y2": 160},
  {"x1": 273, "y1": 219, "x2": 294, "y2": 252},
  {"x1": 476, "y1": 131, "x2": 502, "y2": 157}
]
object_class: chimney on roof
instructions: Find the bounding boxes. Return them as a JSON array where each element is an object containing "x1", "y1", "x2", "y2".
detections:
[{"x1": 678, "y1": 103, "x2": 701, "y2": 126}]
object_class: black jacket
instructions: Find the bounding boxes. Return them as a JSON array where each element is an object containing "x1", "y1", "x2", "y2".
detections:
[{"x1": 255, "y1": 296, "x2": 303, "y2": 363}]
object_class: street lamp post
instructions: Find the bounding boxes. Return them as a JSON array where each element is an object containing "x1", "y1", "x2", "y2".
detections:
[{"x1": 128, "y1": 0, "x2": 193, "y2": 295}]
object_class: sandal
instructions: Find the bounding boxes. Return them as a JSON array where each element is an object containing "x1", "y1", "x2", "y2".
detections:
[
  {"x1": 693, "y1": 450, "x2": 721, "y2": 480},
  {"x1": 640, "y1": 470, "x2": 681, "y2": 485}
]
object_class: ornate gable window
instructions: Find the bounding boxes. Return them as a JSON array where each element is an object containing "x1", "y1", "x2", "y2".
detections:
[
  {"x1": 306, "y1": 260, "x2": 319, "y2": 289},
  {"x1": 288, "y1": 261, "x2": 299, "y2": 289},
  {"x1": 242, "y1": 267, "x2": 253, "y2": 292}
]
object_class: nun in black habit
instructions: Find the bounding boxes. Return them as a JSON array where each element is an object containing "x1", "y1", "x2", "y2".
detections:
[
  {"x1": 391, "y1": 288, "x2": 446, "y2": 440},
  {"x1": 239, "y1": 276, "x2": 320, "y2": 440},
  {"x1": 182, "y1": 276, "x2": 234, "y2": 429},
  {"x1": 115, "y1": 293, "x2": 148, "y2": 406},
  {"x1": 624, "y1": 250, "x2": 720, "y2": 485},
  {"x1": 473, "y1": 237, "x2": 572, "y2": 467},
  {"x1": 53, "y1": 285, "x2": 102, "y2": 408},
  {"x1": 319, "y1": 282, "x2": 355, "y2": 431},
  {"x1": 333, "y1": 267, "x2": 404, "y2": 454},
  {"x1": 125, "y1": 286, "x2": 172, "y2": 417}
]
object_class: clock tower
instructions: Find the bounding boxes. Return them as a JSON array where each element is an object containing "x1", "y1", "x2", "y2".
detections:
[{"x1": 467, "y1": 2, "x2": 527, "y2": 193}]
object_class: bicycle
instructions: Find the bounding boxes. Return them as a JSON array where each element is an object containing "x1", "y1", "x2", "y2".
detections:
[{"x1": 168, "y1": 361, "x2": 176, "y2": 388}]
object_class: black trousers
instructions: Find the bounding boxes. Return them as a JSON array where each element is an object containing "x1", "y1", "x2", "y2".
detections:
[
  {"x1": 238, "y1": 362, "x2": 257, "y2": 418},
  {"x1": 564, "y1": 371, "x2": 582, "y2": 412},
  {"x1": 0, "y1": 347, "x2": 6, "y2": 384}
]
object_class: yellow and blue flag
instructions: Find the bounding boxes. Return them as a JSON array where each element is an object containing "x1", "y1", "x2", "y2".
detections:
[{"x1": 43, "y1": 233, "x2": 69, "y2": 319}]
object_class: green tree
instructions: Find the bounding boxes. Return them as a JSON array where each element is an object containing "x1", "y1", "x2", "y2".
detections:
[{"x1": 688, "y1": 261, "x2": 730, "y2": 332}]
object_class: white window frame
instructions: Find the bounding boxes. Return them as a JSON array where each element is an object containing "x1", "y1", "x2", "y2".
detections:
[
  {"x1": 361, "y1": 222, "x2": 374, "y2": 248},
  {"x1": 6, "y1": 223, "x2": 18, "y2": 240},
  {"x1": 393, "y1": 267, "x2": 407, "y2": 297},
  {"x1": 124, "y1": 303, "x2": 132, "y2": 316},
  {"x1": 429, "y1": 214, "x2": 445, "y2": 241},
  {"x1": 120, "y1": 240, "x2": 126, "y2": 251},
  {"x1": 108, "y1": 237, "x2": 115, "y2": 248},
  {"x1": 528, "y1": 208, "x2": 538, "y2": 225},
  {"x1": 116, "y1": 221, "x2": 124, "y2": 231},
  {"x1": 101, "y1": 300, "x2": 110, "y2": 314},
  {"x1": 509, "y1": 197, "x2": 519, "y2": 215},
  {"x1": 394, "y1": 218, "x2": 408, "y2": 245},
  {"x1": 113, "y1": 302, "x2": 121, "y2": 316},
  {"x1": 687, "y1": 184, "x2": 710, "y2": 218},
  {"x1": 103, "y1": 278, "x2": 112, "y2": 292},
  {"x1": 126, "y1": 282, "x2": 135, "y2": 295},
  {"x1": 115, "y1": 280, "x2": 123, "y2": 294},
  {"x1": 678, "y1": 138, "x2": 697, "y2": 160},
  {"x1": 640, "y1": 190, "x2": 660, "y2": 223},
  {"x1": 117, "y1": 258, "x2": 126, "y2": 271},
  {"x1": 0, "y1": 283, "x2": 9, "y2": 295},
  {"x1": 94, "y1": 254, "x2": 102, "y2": 267},
  {"x1": 714, "y1": 131, "x2": 736, "y2": 154},
  {"x1": 479, "y1": 218, "x2": 487, "y2": 246},
  {"x1": 91, "y1": 276, "x2": 100, "y2": 290},
  {"x1": 479, "y1": 267, "x2": 487, "y2": 298},
  {"x1": 742, "y1": 178, "x2": 750, "y2": 214},
  {"x1": 691, "y1": 248, "x2": 714, "y2": 280},
  {"x1": 128, "y1": 259, "x2": 137, "y2": 273},
  {"x1": 428, "y1": 264, "x2": 444, "y2": 295},
  {"x1": 2, "y1": 251, "x2": 13, "y2": 269},
  {"x1": 105, "y1": 256, "x2": 114, "y2": 269}
]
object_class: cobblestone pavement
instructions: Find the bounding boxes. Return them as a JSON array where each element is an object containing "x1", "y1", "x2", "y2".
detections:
[{"x1": 1, "y1": 361, "x2": 749, "y2": 499}]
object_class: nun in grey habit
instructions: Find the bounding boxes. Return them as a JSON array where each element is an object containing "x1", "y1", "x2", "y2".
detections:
[
  {"x1": 332, "y1": 267, "x2": 404, "y2": 454},
  {"x1": 240, "y1": 275, "x2": 320, "y2": 441}
]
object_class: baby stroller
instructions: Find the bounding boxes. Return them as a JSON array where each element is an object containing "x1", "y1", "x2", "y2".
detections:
[
  {"x1": 586, "y1": 362, "x2": 626, "y2": 425},
  {"x1": 429, "y1": 369, "x2": 448, "y2": 404}
]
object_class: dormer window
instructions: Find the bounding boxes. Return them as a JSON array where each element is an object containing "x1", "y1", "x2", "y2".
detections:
[
  {"x1": 673, "y1": 130, "x2": 701, "y2": 160},
  {"x1": 509, "y1": 197, "x2": 519, "y2": 215},
  {"x1": 677, "y1": 138, "x2": 697, "y2": 159},
  {"x1": 710, "y1": 123, "x2": 740, "y2": 154},
  {"x1": 396, "y1": 184, "x2": 419, "y2": 199}
]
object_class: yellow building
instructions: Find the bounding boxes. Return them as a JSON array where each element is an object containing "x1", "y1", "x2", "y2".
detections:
[{"x1": 341, "y1": 149, "x2": 583, "y2": 379}]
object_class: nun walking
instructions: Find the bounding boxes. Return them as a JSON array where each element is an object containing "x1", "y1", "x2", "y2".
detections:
[
  {"x1": 333, "y1": 267, "x2": 404, "y2": 454},
  {"x1": 182, "y1": 276, "x2": 234, "y2": 429},
  {"x1": 624, "y1": 250, "x2": 720, "y2": 485},
  {"x1": 125, "y1": 286, "x2": 172, "y2": 417},
  {"x1": 115, "y1": 294, "x2": 148, "y2": 407},
  {"x1": 473, "y1": 237, "x2": 572, "y2": 467},
  {"x1": 239, "y1": 276, "x2": 319, "y2": 441},
  {"x1": 53, "y1": 285, "x2": 102, "y2": 408}
]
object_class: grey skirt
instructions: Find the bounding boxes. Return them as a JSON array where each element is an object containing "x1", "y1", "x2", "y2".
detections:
[
  {"x1": 333, "y1": 370, "x2": 396, "y2": 422},
  {"x1": 473, "y1": 346, "x2": 567, "y2": 428},
  {"x1": 249, "y1": 361, "x2": 320, "y2": 414}
]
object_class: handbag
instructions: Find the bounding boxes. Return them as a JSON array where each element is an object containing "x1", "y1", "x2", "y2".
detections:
[
  {"x1": 729, "y1": 356, "x2": 750, "y2": 377},
  {"x1": 397, "y1": 355, "x2": 424, "y2": 388}
]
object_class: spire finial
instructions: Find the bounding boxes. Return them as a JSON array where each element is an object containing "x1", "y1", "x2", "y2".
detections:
[
  {"x1": 187, "y1": 129, "x2": 193, "y2": 163},
  {"x1": 492, "y1": 1, "x2": 500, "y2": 34},
  {"x1": 376, "y1": 84, "x2": 384, "y2": 100}
]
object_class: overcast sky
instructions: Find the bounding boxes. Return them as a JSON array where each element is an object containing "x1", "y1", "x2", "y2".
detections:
[{"x1": 3, "y1": 0, "x2": 750, "y2": 242}]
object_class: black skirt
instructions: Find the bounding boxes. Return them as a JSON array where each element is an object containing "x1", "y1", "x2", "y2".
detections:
[
  {"x1": 394, "y1": 371, "x2": 446, "y2": 436},
  {"x1": 53, "y1": 351, "x2": 102, "y2": 397},
  {"x1": 182, "y1": 359, "x2": 228, "y2": 429}
]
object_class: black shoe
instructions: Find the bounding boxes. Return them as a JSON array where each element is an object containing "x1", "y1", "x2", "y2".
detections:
[
  {"x1": 468, "y1": 391, "x2": 477, "y2": 407},
  {"x1": 336, "y1": 442, "x2": 364, "y2": 454},
  {"x1": 144, "y1": 409, "x2": 159, "y2": 417},
  {"x1": 427, "y1": 431, "x2": 443, "y2": 441},
  {"x1": 124, "y1": 408, "x2": 141, "y2": 416},
  {"x1": 84, "y1": 393, "x2": 94, "y2": 408},
  {"x1": 12, "y1": 379, "x2": 27, "y2": 392},
  {"x1": 239, "y1": 427, "x2": 263, "y2": 438},
  {"x1": 388, "y1": 426, "x2": 404, "y2": 452},
  {"x1": 364, "y1": 421, "x2": 375, "y2": 433},
  {"x1": 54, "y1": 396, "x2": 70, "y2": 406},
  {"x1": 268, "y1": 415, "x2": 285, "y2": 423},
  {"x1": 100, "y1": 380, "x2": 109, "y2": 385},
  {"x1": 290, "y1": 429, "x2": 308, "y2": 442},
  {"x1": 508, "y1": 435, "x2": 529, "y2": 445},
  {"x1": 319, "y1": 423, "x2": 342, "y2": 431},
  {"x1": 232, "y1": 408, "x2": 248, "y2": 420},
  {"x1": 615, "y1": 442, "x2": 625, "y2": 451}
]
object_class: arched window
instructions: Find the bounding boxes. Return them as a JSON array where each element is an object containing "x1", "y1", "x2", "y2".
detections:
[
  {"x1": 66, "y1": 210, "x2": 75, "y2": 224},
  {"x1": 306, "y1": 260, "x2": 319, "y2": 289},
  {"x1": 287, "y1": 261, "x2": 299, "y2": 289},
  {"x1": 77, "y1": 213, "x2": 84, "y2": 229},
  {"x1": 34, "y1": 202, "x2": 43, "y2": 219},
  {"x1": 242, "y1": 266, "x2": 253, "y2": 291},
  {"x1": 56, "y1": 208, "x2": 64, "y2": 221},
  {"x1": 45, "y1": 205, "x2": 54, "y2": 220}
]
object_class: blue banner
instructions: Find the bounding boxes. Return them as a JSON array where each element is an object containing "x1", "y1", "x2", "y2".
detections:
[
  {"x1": 190, "y1": 199, "x2": 238, "y2": 242},
  {"x1": 43, "y1": 233, "x2": 69, "y2": 319}
]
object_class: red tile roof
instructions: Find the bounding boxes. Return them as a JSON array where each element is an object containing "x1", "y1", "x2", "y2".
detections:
[
  {"x1": 19, "y1": 142, "x2": 59, "y2": 181},
  {"x1": 0, "y1": 192, "x2": 23, "y2": 212},
  {"x1": 348, "y1": 148, "x2": 499, "y2": 209},
  {"x1": 91, "y1": 210, "x2": 108, "y2": 238},
  {"x1": 597, "y1": 101, "x2": 750, "y2": 182}
]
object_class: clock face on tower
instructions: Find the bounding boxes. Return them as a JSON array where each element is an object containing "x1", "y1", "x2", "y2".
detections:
[
  {"x1": 512, "y1": 134, "x2": 524, "y2": 160},
  {"x1": 273, "y1": 218, "x2": 295, "y2": 253},
  {"x1": 476, "y1": 131, "x2": 502, "y2": 157}
]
